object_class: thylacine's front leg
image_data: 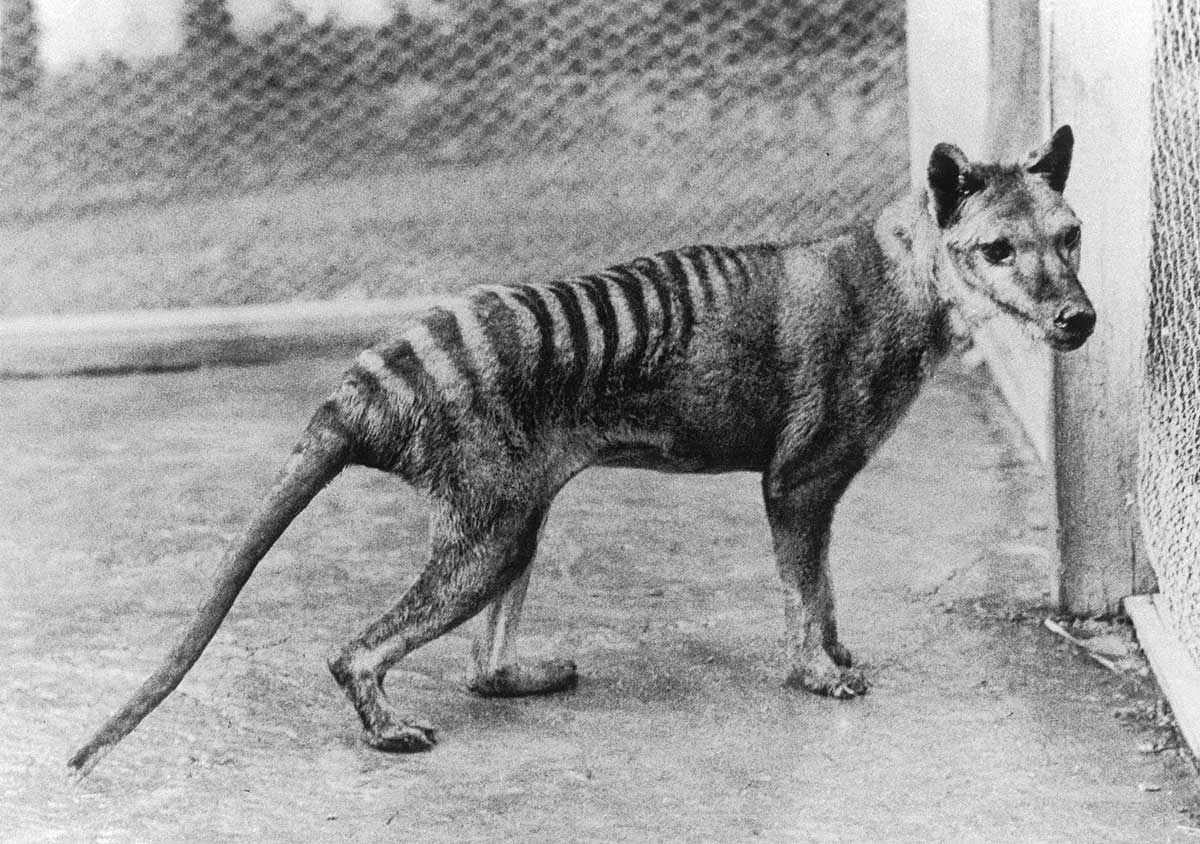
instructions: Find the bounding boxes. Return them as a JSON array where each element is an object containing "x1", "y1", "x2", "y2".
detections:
[{"x1": 762, "y1": 461, "x2": 867, "y2": 699}]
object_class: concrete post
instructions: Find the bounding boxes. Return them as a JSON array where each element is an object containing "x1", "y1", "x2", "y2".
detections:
[{"x1": 1042, "y1": 0, "x2": 1157, "y2": 614}]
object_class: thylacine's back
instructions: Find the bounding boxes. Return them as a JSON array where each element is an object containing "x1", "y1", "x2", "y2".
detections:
[
  {"x1": 69, "y1": 126, "x2": 1094, "y2": 777},
  {"x1": 342, "y1": 242, "x2": 791, "y2": 483}
]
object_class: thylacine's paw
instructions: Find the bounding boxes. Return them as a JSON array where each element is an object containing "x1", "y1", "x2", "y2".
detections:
[
  {"x1": 365, "y1": 719, "x2": 437, "y2": 753},
  {"x1": 327, "y1": 652, "x2": 439, "y2": 753},
  {"x1": 468, "y1": 658, "x2": 578, "y2": 698},
  {"x1": 826, "y1": 641, "x2": 854, "y2": 668},
  {"x1": 784, "y1": 655, "x2": 868, "y2": 699}
]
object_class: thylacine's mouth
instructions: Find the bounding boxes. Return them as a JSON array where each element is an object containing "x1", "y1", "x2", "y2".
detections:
[
  {"x1": 957, "y1": 285, "x2": 1095, "y2": 351},
  {"x1": 978, "y1": 292, "x2": 1095, "y2": 352},
  {"x1": 1046, "y1": 324, "x2": 1092, "y2": 351}
]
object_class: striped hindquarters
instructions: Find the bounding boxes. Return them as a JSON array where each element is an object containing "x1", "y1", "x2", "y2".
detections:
[{"x1": 341, "y1": 244, "x2": 777, "y2": 473}]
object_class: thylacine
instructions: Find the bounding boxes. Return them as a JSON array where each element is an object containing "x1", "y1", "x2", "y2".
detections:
[{"x1": 69, "y1": 126, "x2": 1093, "y2": 776}]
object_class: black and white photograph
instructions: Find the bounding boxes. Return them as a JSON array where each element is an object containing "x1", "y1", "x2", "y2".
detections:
[{"x1": 2, "y1": 0, "x2": 1199, "y2": 840}]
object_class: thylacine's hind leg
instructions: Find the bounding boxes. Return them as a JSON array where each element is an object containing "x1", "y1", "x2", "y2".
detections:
[
  {"x1": 327, "y1": 499, "x2": 546, "y2": 752},
  {"x1": 467, "y1": 509, "x2": 578, "y2": 697}
]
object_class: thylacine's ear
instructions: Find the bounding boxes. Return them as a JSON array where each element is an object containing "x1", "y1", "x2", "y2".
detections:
[
  {"x1": 927, "y1": 142, "x2": 984, "y2": 227},
  {"x1": 1024, "y1": 124, "x2": 1073, "y2": 193}
]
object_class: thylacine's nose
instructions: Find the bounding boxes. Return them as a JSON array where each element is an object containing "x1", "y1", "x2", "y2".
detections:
[{"x1": 1054, "y1": 303, "x2": 1096, "y2": 336}]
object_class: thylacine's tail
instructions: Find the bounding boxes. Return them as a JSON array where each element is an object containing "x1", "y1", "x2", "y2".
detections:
[{"x1": 67, "y1": 404, "x2": 353, "y2": 778}]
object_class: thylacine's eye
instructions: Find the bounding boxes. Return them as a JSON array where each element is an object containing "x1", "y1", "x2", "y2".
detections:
[
  {"x1": 979, "y1": 239, "x2": 1015, "y2": 265},
  {"x1": 1062, "y1": 225, "x2": 1081, "y2": 249}
]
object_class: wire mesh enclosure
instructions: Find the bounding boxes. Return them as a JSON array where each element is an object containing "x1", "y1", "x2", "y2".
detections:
[
  {"x1": 0, "y1": 0, "x2": 907, "y2": 316},
  {"x1": 1144, "y1": 0, "x2": 1200, "y2": 661}
]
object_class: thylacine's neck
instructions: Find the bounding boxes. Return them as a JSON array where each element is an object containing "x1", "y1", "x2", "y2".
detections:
[{"x1": 873, "y1": 191, "x2": 961, "y2": 363}]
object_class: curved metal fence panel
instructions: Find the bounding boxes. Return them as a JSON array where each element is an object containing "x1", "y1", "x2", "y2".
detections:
[{"x1": 0, "y1": 0, "x2": 907, "y2": 314}]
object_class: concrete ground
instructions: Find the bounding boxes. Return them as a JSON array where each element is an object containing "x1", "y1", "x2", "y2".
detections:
[{"x1": 1, "y1": 354, "x2": 1196, "y2": 843}]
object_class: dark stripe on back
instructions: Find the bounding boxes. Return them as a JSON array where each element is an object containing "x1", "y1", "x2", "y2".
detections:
[
  {"x1": 379, "y1": 338, "x2": 459, "y2": 481},
  {"x1": 719, "y1": 247, "x2": 754, "y2": 295},
  {"x1": 659, "y1": 251, "x2": 697, "y2": 349},
  {"x1": 682, "y1": 247, "x2": 716, "y2": 307},
  {"x1": 632, "y1": 256, "x2": 674, "y2": 363},
  {"x1": 379, "y1": 339, "x2": 429, "y2": 396},
  {"x1": 604, "y1": 265, "x2": 651, "y2": 377},
  {"x1": 471, "y1": 291, "x2": 522, "y2": 381},
  {"x1": 508, "y1": 285, "x2": 556, "y2": 407},
  {"x1": 472, "y1": 290, "x2": 532, "y2": 427},
  {"x1": 346, "y1": 363, "x2": 388, "y2": 413},
  {"x1": 577, "y1": 275, "x2": 619, "y2": 395},
  {"x1": 422, "y1": 307, "x2": 483, "y2": 403},
  {"x1": 340, "y1": 364, "x2": 396, "y2": 468},
  {"x1": 546, "y1": 280, "x2": 591, "y2": 401}
]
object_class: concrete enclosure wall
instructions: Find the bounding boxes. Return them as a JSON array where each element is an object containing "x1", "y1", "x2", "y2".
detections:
[{"x1": 1042, "y1": 0, "x2": 1156, "y2": 613}]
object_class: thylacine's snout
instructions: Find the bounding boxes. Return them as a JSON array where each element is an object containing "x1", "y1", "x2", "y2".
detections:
[{"x1": 1048, "y1": 297, "x2": 1096, "y2": 351}]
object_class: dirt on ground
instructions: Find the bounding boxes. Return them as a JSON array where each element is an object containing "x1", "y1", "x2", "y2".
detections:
[{"x1": 1, "y1": 356, "x2": 1196, "y2": 843}]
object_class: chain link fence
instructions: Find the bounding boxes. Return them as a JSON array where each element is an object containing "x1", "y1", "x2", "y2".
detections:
[
  {"x1": 1143, "y1": 0, "x2": 1200, "y2": 660},
  {"x1": 0, "y1": 0, "x2": 907, "y2": 315}
]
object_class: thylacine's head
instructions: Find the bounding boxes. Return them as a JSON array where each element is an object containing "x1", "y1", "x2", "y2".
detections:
[{"x1": 926, "y1": 125, "x2": 1095, "y2": 351}]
